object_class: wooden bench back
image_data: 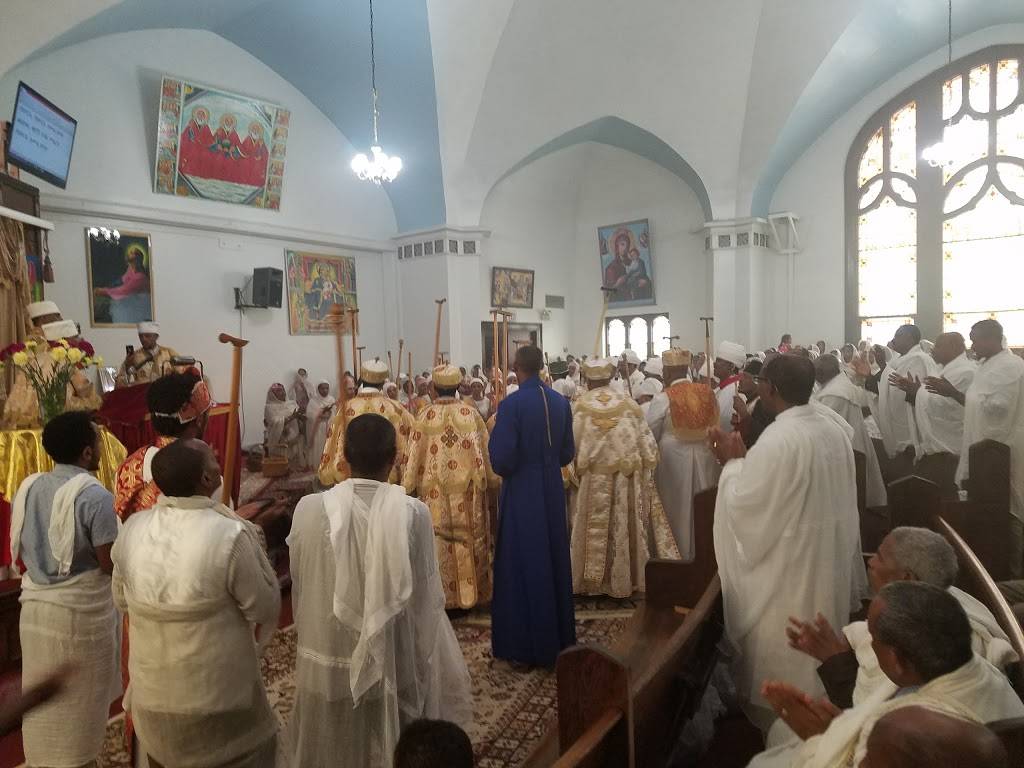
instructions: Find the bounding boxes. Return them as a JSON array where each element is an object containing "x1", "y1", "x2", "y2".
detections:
[{"x1": 553, "y1": 573, "x2": 723, "y2": 768}]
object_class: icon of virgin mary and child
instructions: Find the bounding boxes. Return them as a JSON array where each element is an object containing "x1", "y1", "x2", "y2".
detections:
[{"x1": 603, "y1": 226, "x2": 652, "y2": 302}]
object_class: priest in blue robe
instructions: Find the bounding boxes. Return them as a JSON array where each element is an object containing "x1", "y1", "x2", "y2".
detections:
[{"x1": 489, "y1": 345, "x2": 576, "y2": 667}]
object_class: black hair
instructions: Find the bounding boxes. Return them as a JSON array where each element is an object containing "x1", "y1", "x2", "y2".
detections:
[
  {"x1": 394, "y1": 719, "x2": 473, "y2": 768},
  {"x1": 151, "y1": 438, "x2": 209, "y2": 497},
  {"x1": 343, "y1": 414, "x2": 397, "y2": 475},
  {"x1": 742, "y1": 359, "x2": 763, "y2": 376},
  {"x1": 780, "y1": 334, "x2": 792, "y2": 343},
  {"x1": 972, "y1": 318, "x2": 1003, "y2": 341},
  {"x1": 514, "y1": 345, "x2": 544, "y2": 375},
  {"x1": 896, "y1": 324, "x2": 922, "y2": 344},
  {"x1": 761, "y1": 354, "x2": 815, "y2": 406},
  {"x1": 434, "y1": 385, "x2": 459, "y2": 398},
  {"x1": 147, "y1": 371, "x2": 203, "y2": 437},
  {"x1": 875, "y1": 581, "x2": 973, "y2": 681},
  {"x1": 42, "y1": 411, "x2": 96, "y2": 465}
]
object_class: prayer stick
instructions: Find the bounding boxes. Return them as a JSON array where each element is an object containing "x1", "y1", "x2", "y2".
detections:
[
  {"x1": 328, "y1": 304, "x2": 348, "y2": 405},
  {"x1": 396, "y1": 338, "x2": 404, "y2": 384},
  {"x1": 357, "y1": 345, "x2": 365, "y2": 372},
  {"x1": 433, "y1": 298, "x2": 447, "y2": 367},
  {"x1": 407, "y1": 351, "x2": 412, "y2": 384},
  {"x1": 387, "y1": 351, "x2": 394, "y2": 379},
  {"x1": 217, "y1": 332, "x2": 249, "y2": 507},
  {"x1": 348, "y1": 308, "x2": 359, "y2": 380},
  {"x1": 700, "y1": 316, "x2": 714, "y2": 381},
  {"x1": 491, "y1": 310, "x2": 501, "y2": 403}
]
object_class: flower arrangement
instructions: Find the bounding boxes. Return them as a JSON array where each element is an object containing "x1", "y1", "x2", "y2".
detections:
[{"x1": 1, "y1": 338, "x2": 103, "y2": 424}]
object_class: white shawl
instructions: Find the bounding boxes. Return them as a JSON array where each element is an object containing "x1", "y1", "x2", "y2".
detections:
[
  {"x1": 322, "y1": 479, "x2": 413, "y2": 703},
  {"x1": 11, "y1": 471, "x2": 101, "y2": 577},
  {"x1": 876, "y1": 344, "x2": 935, "y2": 458}
]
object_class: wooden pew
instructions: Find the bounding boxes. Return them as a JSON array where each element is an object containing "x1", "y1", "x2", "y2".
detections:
[
  {"x1": 886, "y1": 441, "x2": 1013, "y2": 580},
  {"x1": 526, "y1": 487, "x2": 723, "y2": 768},
  {"x1": 934, "y1": 515, "x2": 1024, "y2": 699}
]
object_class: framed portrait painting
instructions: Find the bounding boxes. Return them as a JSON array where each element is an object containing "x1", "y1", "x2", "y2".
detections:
[
  {"x1": 285, "y1": 250, "x2": 358, "y2": 335},
  {"x1": 490, "y1": 267, "x2": 535, "y2": 309},
  {"x1": 87, "y1": 230, "x2": 155, "y2": 327},
  {"x1": 154, "y1": 75, "x2": 290, "y2": 210},
  {"x1": 598, "y1": 219, "x2": 655, "y2": 308}
]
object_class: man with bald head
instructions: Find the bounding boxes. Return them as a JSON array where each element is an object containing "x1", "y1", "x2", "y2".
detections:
[
  {"x1": 711, "y1": 354, "x2": 865, "y2": 729},
  {"x1": 113, "y1": 438, "x2": 280, "y2": 767},
  {"x1": 896, "y1": 331, "x2": 978, "y2": 498},
  {"x1": 862, "y1": 706, "x2": 1008, "y2": 768}
]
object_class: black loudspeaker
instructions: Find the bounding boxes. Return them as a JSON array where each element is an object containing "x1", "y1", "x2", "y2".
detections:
[{"x1": 252, "y1": 267, "x2": 283, "y2": 308}]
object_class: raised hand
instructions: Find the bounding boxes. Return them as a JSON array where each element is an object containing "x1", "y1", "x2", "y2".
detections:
[
  {"x1": 786, "y1": 613, "x2": 850, "y2": 662},
  {"x1": 762, "y1": 680, "x2": 839, "y2": 740},
  {"x1": 709, "y1": 427, "x2": 747, "y2": 464}
]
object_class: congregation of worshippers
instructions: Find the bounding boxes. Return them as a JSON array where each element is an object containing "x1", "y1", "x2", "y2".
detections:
[
  {"x1": 4, "y1": 297, "x2": 1024, "y2": 768},
  {"x1": 6, "y1": 8, "x2": 1024, "y2": 768}
]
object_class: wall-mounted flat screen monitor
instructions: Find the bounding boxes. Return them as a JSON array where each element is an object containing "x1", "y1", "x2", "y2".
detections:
[{"x1": 6, "y1": 82, "x2": 77, "y2": 189}]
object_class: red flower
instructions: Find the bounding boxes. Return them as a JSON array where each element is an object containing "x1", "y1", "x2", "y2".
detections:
[
  {"x1": 69, "y1": 339, "x2": 95, "y2": 357},
  {"x1": 0, "y1": 342, "x2": 25, "y2": 361}
]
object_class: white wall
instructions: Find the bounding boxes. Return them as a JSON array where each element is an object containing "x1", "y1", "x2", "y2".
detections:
[
  {"x1": 0, "y1": 29, "x2": 399, "y2": 443},
  {"x1": 479, "y1": 142, "x2": 708, "y2": 360},
  {"x1": 768, "y1": 24, "x2": 1024, "y2": 348}
]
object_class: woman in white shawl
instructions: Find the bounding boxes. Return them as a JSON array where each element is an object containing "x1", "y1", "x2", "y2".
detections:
[
  {"x1": 264, "y1": 383, "x2": 303, "y2": 469},
  {"x1": 306, "y1": 380, "x2": 337, "y2": 470}
]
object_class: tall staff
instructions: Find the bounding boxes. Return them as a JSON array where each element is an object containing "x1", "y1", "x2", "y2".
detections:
[
  {"x1": 395, "y1": 338, "x2": 404, "y2": 384},
  {"x1": 217, "y1": 332, "x2": 248, "y2": 507},
  {"x1": 328, "y1": 304, "x2": 348, "y2": 405},
  {"x1": 433, "y1": 298, "x2": 447, "y2": 367},
  {"x1": 347, "y1": 307, "x2": 359, "y2": 381},
  {"x1": 699, "y1": 316, "x2": 714, "y2": 381},
  {"x1": 491, "y1": 309, "x2": 502, "y2": 401},
  {"x1": 498, "y1": 309, "x2": 514, "y2": 397},
  {"x1": 357, "y1": 346, "x2": 365, "y2": 372}
]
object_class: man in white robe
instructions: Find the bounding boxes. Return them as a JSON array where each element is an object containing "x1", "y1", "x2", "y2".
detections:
[
  {"x1": 113, "y1": 438, "x2": 281, "y2": 767},
  {"x1": 785, "y1": 527, "x2": 1015, "y2": 712},
  {"x1": 646, "y1": 348, "x2": 720, "y2": 561},
  {"x1": 713, "y1": 340, "x2": 746, "y2": 432},
  {"x1": 813, "y1": 354, "x2": 886, "y2": 508},
  {"x1": 749, "y1": 582, "x2": 1024, "y2": 767},
  {"x1": 901, "y1": 332, "x2": 976, "y2": 498},
  {"x1": 12, "y1": 412, "x2": 120, "y2": 768},
  {"x1": 876, "y1": 325, "x2": 934, "y2": 478},
  {"x1": 286, "y1": 413, "x2": 472, "y2": 767},
  {"x1": 621, "y1": 349, "x2": 644, "y2": 395},
  {"x1": 953, "y1": 318, "x2": 1024, "y2": 577},
  {"x1": 710, "y1": 354, "x2": 865, "y2": 729}
]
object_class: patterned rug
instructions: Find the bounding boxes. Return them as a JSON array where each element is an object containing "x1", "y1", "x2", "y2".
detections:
[{"x1": 97, "y1": 606, "x2": 632, "y2": 768}]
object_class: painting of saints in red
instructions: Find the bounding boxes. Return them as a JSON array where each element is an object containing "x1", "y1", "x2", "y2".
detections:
[{"x1": 154, "y1": 76, "x2": 289, "y2": 209}]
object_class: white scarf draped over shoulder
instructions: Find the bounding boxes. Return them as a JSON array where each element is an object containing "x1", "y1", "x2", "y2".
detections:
[
  {"x1": 11, "y1": 471, "x2": 101, "y2": 577},
  {"x1": 323, "y1": 479, "x2": 413, "y2": 703}
]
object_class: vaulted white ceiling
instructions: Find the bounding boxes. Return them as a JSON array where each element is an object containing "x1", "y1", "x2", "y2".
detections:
[{"x1": 6, "y1": 0, "x2": 1024, "y2": 230}]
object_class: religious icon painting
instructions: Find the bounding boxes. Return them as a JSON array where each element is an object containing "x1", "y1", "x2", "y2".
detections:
[
  {"x1": 86, "y1": 230, "x2": 155, "y2": 327},
  {"x1": 490, "y1": 267, "x2": 535, "y2": 309},
  {"x1": 598, "y1": 218, "x2": 655, "y2": 308},
  {"x1": 285, "y1": 250, "x2": 357, "y2": 335},
  {"x1": 153, "y1": 75, "x2": 290, "y2": 210}
]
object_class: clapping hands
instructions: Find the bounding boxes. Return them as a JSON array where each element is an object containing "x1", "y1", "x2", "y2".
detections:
[
  {"x1": 761, "y1": 680, "x2": 841, "y2": 741},
  {"x1": 786, "y1": 613, "x2": 850, "y2": 662}
]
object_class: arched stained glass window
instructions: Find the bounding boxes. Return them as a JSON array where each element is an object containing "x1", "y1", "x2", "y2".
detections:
[
  {"x1": 629, "y1": 317, "x2": 648, "y2": 356},
  {"x1": 847, "y1": 46, "x2": 1024, "y2": 345}
]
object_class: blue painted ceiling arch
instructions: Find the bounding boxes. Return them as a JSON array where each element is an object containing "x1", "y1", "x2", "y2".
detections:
[
  {"x1": 495, "y1": 116, "x2": 713, "y2": 222},
  {"x1": 752, "y1": 0, "x2": 1024, "y2": 217},
  {"x1": 22, "y1": 0, "x2": 445, "y2": 232}
]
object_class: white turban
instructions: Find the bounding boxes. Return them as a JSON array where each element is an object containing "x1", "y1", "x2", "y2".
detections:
[
  {"x1": 27, "y1": 300, "x2": 60, "y2": 319},
  {"x1": 622, "y1": 349, "x2": 641, "y2": 366},
  {"x1": 41, "y1": 319, "x2": 79, "y2": 341},
  {"x1": 644, "y1": 358, "x2": 663, "y2": 377},
  {"x1": 716, "y1": 341, "x2": 746, "y2": 367},
  {"x1": 137, "y1": 321, "x2": 160, "y2": 335}
]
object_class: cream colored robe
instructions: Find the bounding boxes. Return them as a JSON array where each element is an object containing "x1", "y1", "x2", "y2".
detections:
[
  {"x1": 912, "y1": 352, "x2": 976, "y2": 460},
  {"x1": 568, "y1": 386, "x2": 680, "y2": 598},
  {"x1": 876, "y1": 343, "x2": 934, "y2": 458},
  {"x1": 713, "y1": 405, "x2": 865, "y2": 725},
  {"x1": 750, "y1": 654, "x2": 1024, "y2": 768},
  {"x1": 114, "y1": 344, "x2": 178, "y2": 387},
  {"x1": 112, "y1": 495, "x2": 280, "y2": 768},
  {"x1": 1, "y1": 336, "x2": 103, "y2": 428}
]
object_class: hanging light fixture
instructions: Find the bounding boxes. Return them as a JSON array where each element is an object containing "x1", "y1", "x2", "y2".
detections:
[
  {"x1": 921, "y1": 0, "x2": 958, "y2": 168},
  {"x1": 351, "y1": 0, "x2": 402, "y2": 184}
]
